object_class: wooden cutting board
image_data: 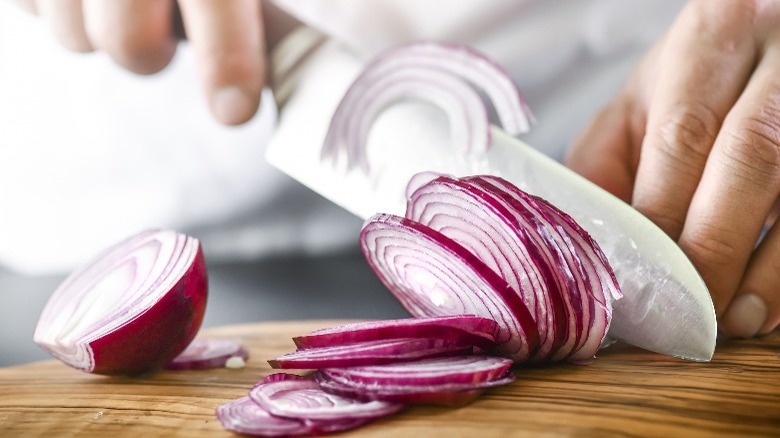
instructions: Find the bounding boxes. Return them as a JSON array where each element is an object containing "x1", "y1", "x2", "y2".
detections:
[{"x1": 1, "y1": 321, "x2": 778, "y2": 437}]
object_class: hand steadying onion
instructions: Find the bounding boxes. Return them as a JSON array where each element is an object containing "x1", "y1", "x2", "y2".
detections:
[{"x1": 33, "y1": 229, "x2": 208, "y2": 375}]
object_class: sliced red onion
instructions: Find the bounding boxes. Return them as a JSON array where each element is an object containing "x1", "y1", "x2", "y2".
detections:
[
  {"x1": 269, "y1": 337, "x2": 473, "y2": 369},
  {"x1": 322, "y1": 42, "x2": 534, "y2": 172},
  {"x1": 360, "y1": 213, "x2": 540, "y2": 362},
  {"x1": 33, "y1": 229, "x2": 208, "y2": 375},
  {"x1": 216, "y1": 396, "x2": 368, "y2": 437},
  {"x1": 323, "y1": 66, "x2": 488, "y2": 172},
  {"x1": 405, "y1": 175, "x2": 569, "y2": 362},
  {"x1": 469, "y1": 176, "x2": 618, "y2": 361},
  {"x1": 248, "y1": 376, "x2": 403, "y2": 421},
  {"x1": 373, "y1": 42, "x2": 534, "y2": 134},
  {"x1": 320, "y1": 355, "x2": 513, "y2": 387},
  {"x1": 293, "y1": 315, "x2": 499, "y2": 350},
  {"x1": 165, "y1": 338, "x2": 248, "y2": 370},
  {"x1": 315, "y1": 369, "x2": 515, "y2": 405},
  {"x1": 261, "y1": 373, "x2": 311, "y2": 384}
]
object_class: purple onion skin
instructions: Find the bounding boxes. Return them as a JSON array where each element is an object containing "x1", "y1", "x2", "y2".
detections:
[{"x1": 90, "y1": 246, "x2": 208, "y2": 375}]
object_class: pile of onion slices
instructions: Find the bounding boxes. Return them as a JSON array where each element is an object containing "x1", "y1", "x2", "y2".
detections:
[{"x1": 216, "y1": 173, "x2": 622, "y2": 436}]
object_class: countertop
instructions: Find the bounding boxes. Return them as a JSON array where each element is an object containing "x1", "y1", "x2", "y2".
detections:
[{"x1": 1, "y1": 321, "x2": 779, "y2": 437}]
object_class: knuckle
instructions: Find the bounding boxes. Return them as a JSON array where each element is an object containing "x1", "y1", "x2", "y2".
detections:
[
  {"x1": 682, "y1": 224, "x2": 741, "y2": 274},
  {"x1": 721, "y1": 114, "x2": 780, "y2": 183},
  {"x1": 651, "y1": 103, "x2": 721, "y2": 168}
]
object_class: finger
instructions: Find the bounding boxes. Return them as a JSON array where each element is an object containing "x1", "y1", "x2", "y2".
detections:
[
  {"x1": 565, "y1": 93, "x2": 639, "y2": 203},
  {"x1": 723, "y1": 220, "x2": 779, "y2": 338},
  {"x1": 82, "y1": 0, "x2": 177, "y2": 74},
  {"x1": 708, "y1": 48, "x2": 780, "y2": 330},
  {"x1": 178, "y1": 0, "x2": 265, "y2": 125},
  {"x1": 631, "y1": 1, "x2": 758, "y2": 240},
  {"x1": 35, "y1": 0, "x2": 93, "y2": 52}
]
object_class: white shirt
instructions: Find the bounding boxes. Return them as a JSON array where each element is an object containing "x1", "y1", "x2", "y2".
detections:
[{"x1": 0, "y1": 0, "x2": 684, "y2": 274}]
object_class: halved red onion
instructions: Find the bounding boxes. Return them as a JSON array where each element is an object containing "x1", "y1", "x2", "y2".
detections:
[
  {"x1": 315, "y1": 369, "x2": 515, "y2": 405},
  {"x1": 320, "y1": 355, "x2": 513, "y2": 387},
  {"x1": 248, "y1": 376, "x2": 403, "y2": 421},
  {"x1": 322, "y1": 42, "x2": 534, "y2": 172},
  {"x1": 33, "y1": 229, "x2": 208, "y2": 375},
  {"x1": 360, "y1": 213, "x2": 540, "y2": 361},
  {"x1": 216, "y1": 396, "x2": 369, "y2": 437},
  {"x1": 165, "y1": 338, "x2": 248, "y2": 370},
  {"x1": 293, "y1": 315, "x2": 499, "y2": 350},
  {"x1": 269, "y1": 337, "x2": 473, "y2": 369}
]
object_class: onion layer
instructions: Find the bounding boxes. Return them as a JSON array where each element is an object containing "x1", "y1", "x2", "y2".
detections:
[
  {"x1": 248, "y1": 375, "x2": 403, "y2": 421},
  {"x1": 166, "y1": 338, "x2": 248, "y2": 370},
  {"x1": 322, "y1": 42, "x2": 534, "y2": 172},
  {"x1": 363, "y1": 174, "x2": 620, "y2": 364},
  {"x1": 360, "y1": 213, "x2": 540, "y2": 361},
  {"x1": 33, "y1": 229, "x2": 208, "y2": 375},
  {"x1": 292, "y1": 315, "x2": 499, "y2": 350},
  {"x1": 269, "y1": 337, "x2": 473, "y2": 369}
]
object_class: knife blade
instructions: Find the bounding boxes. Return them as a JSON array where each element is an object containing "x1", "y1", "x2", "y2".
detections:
[{"x1": 266, "y1": 39, "x2": 717, "y2": 361}]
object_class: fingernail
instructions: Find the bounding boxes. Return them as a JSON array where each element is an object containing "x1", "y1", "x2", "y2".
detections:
[
  {"x1": 212, "y1": 86, "x2": 256, "y2": 125},
  {"x1": 721, "y1": 294, "x2": 768, "y2": 338}
]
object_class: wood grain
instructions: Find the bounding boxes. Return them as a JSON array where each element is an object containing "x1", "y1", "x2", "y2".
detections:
[{"x1": 1, "y1": 321, "x2": 778, "y2": 437}]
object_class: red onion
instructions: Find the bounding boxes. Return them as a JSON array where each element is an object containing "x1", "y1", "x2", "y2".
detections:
[
  {"x1": 363, "y1": 175, "x2": 620, "y2": 364},
  {"x1": 292, "y1": 315, "x2": 499, "y2": 350},
  {"x1": 319, "y1": 355, "x2": 513, "y2": 387},
  {"x1": 322, "y1": 42, "x2": 534, "y2": 172},
  {"x1": 218, "y1": 320, "x2": 518, "y2": 435},
  {"x1": 33, "y1": 229, "x2": 208, "y2": 375},
  {"x1": 468, "y1": 176, "x2": 620, "y2": 361},
  {"x1": 405, "y1": 174, "x2": 568, "y2": 361},
  {"x1": 165, "y1": 338, "x2": 248, "y2": 370},
  {"x1": 360, "y1": 213, "x2": 540, "y2": 361},
  {"x1": 248, "y1": 375, "x2": 403, "y2": 421},
  {"x1": 216, "y1": 396, "x2": 369, "y2": 437},
  {"x1": 269, "y1": 337, "x2": 474, "y2": 369},
  {"x1": 314, "y1": 369, "x2": 515, "y2": 405}
]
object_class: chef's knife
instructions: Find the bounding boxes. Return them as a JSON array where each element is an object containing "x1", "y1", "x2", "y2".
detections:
[{"x1": 266, "y1": 35, "x2": 717, "y2": 361}]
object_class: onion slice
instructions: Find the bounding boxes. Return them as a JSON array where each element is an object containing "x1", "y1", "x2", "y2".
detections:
[
  {"x1": 293, "y1": 315, "x2": 499, "y2": 350},
  {"x1": 248, "y1": 376, "x2": 403, "y2": 421},
  {"x1": 468, "y1": 175, "x2": 618, "y2": 361},
  {"x1": 322, "y1": 42, "x2": 534, "y2": 172},
  {"x1": 165, "y1": 338, "x2": 248, "y2": 370},
  {"x1": 360, "y1": 213, "x2": 540, "y2": 361},
  {"x1": 33, "y1": 229, "x2": 208, "y2": 375},
  {"x1": 405, "y1": 175, "x2": 569, "y2": 362},
  {"x1": 216, "y1": 396, "x2": 369, "y2": 437},
  {"x1": 319, "y1": 355, "x2": 514, "y2": 387},
  {"x1": 315, "y1": 369, "x2": 515, "y2": 405},
  {"x1": 269, "y1": 337, "x2": 473, "y2": 369}
]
